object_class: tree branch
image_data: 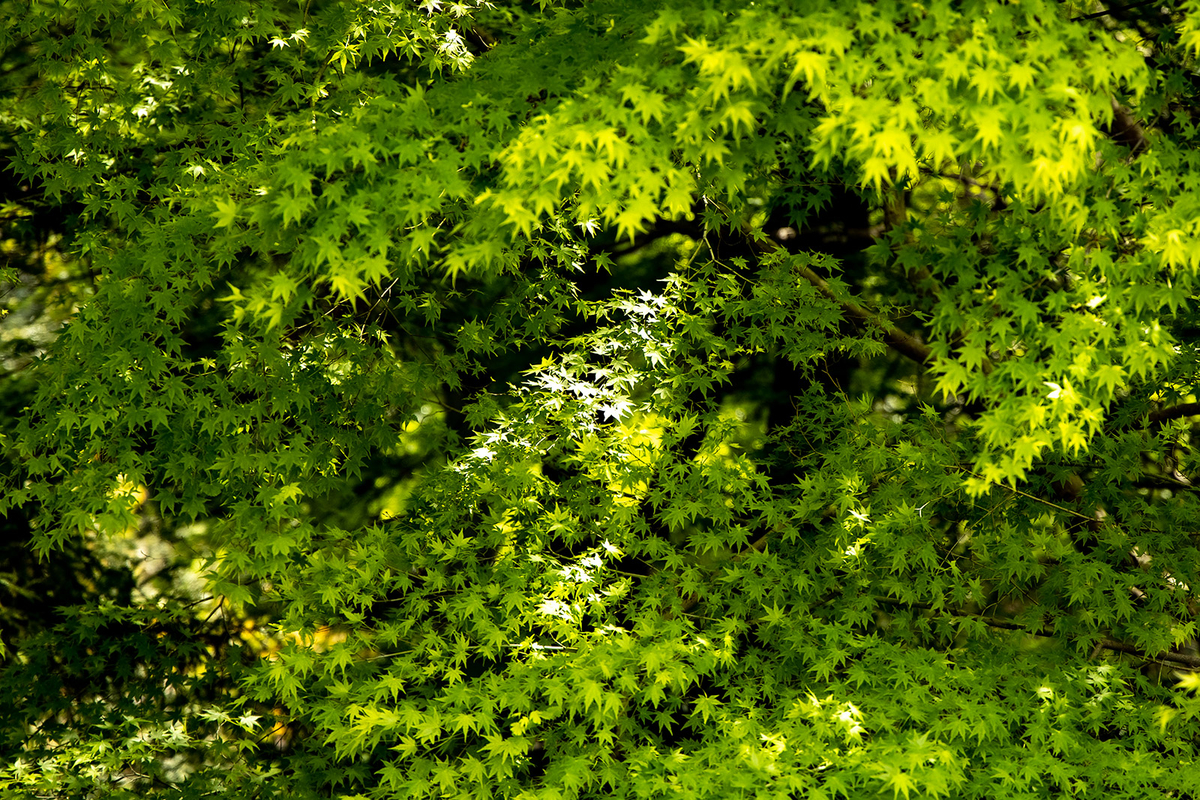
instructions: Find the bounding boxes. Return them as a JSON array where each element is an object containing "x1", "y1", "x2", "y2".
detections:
[
  {"x1": 873, "y1": 595, "x2": 1200, "y2": 669},
  {"x1": 1106, "y1": 100, "x2": 1149, "y2": 155},
  {"x1": 751, "y1": 239, "x2": 935, "y2": 367},
  {"x1": 678, "y1": 533, "x2": 769, "y2": 615},
  {"x1": 1071, "y1": 0, "x2": 1163, "y2": 22},
  {"x1": 1148, "y1": 402, "x2": 1200, "y2": 428}
]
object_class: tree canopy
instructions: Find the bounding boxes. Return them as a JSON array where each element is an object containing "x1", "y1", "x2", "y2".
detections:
[{"x1": 5, "y1": 0, "x2": 1200, "y2": 797}]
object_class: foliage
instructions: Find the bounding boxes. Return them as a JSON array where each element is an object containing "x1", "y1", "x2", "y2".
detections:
[{"x1": 6, "y1": 0, "x2": 1200, "y2": 797}]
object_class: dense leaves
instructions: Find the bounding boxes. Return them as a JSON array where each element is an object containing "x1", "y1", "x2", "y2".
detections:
[{"x1": 6, "y1": 0, "x2": 1200, "y2": 798}]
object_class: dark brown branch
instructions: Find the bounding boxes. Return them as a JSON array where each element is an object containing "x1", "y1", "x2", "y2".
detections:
[
  {"x1": 796, "y1": 261, "x2": 935, "y2": 366},
  {"x1": 1106, "y1": 100, "x2": 1149, "y2": 155},
  {"x1": 1097, "y1": 638, "x2": 1200, "y2": 668},
  {"x1": 1148, "y1": 402, "x2": 1200, "y2": 428},
  {"x1": 1071, "y1": 0, "x2": 1162, "y2": 22},
  {"x1": 678, "y1": 533, "x2": 769, "y2": 615},
  {"x1": 674, "y1": 523, "x2": 1200, "y2": 670},
  {"x1": 1131, "y1": 476, "x2": 1198, "y2": 494},
  {"x1": 749, "y1": 239, "x2": 935, "y2": 367},
  {"x1": 920, "y1": 169, "x2": 1007, "y2": 212},
  {"x1": 604, "y1": 219, "x2": 697, "y2": 260},
  {"x1": 874, "y1": 595, "x2": 1200, "y2": 669}
]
